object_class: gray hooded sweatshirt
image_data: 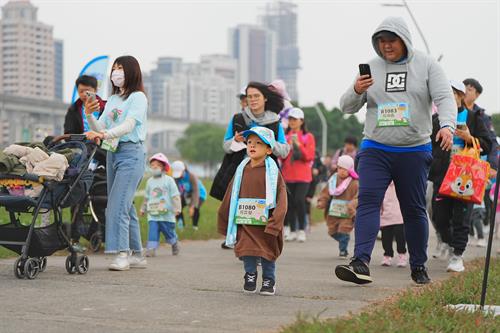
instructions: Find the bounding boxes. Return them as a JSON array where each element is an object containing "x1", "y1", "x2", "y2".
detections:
[{"x1": 340, "y1": 17, "x2": 456, "y2": 147}]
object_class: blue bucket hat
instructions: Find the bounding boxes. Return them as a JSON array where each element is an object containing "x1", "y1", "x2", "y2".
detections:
[{"x1": 242, "y1": 126, "x2": 275, "y2": 149}]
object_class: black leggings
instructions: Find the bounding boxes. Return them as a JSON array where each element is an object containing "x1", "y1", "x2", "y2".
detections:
[
  {"x1": 432, "y1": 191, "x2": 472, "y2": 256},
  {"x1": 285, "y1": 182, "x2": 310, "y2": 231},
  {"x1": 381, "y1": 224, "x2": 406, "y2": 257},
  {"x1": 177, "y1": 198, "x2": 204, "y2": 227}
]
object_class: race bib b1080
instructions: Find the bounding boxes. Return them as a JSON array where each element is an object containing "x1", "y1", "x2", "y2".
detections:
[{"x1": 235, "y1": 198, "x2": 268, "y2": 226}]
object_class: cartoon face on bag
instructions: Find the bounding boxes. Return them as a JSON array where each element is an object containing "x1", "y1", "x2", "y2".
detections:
[{"x1": 451, "y1": 174, "x2": 474, "y2": 197}]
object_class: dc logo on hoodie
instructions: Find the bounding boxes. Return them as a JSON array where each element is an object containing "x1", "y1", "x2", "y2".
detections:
[{"x1": 385, "y1": 72, "x2": 407, "y2": 92}]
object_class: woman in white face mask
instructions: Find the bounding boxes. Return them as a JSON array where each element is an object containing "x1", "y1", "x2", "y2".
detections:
[{"x1": 85, "y1": 55, "x2": 148, "y2": 271}]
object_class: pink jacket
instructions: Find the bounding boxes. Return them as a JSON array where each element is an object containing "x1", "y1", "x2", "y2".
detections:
[{"x1": 380, "y1": 182, "x2": 404, "y2": 228}]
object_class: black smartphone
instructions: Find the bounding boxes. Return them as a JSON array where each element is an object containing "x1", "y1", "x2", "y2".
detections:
[{"x1": 359, "y1": 64, "x2": 371, "y2": 78}]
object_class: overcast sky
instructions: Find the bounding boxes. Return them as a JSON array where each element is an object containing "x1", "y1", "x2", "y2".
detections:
[{"x1": 2, "y1": 0, "x2": 498, "y2": 114}]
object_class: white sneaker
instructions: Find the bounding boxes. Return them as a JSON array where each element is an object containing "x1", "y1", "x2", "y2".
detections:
[
  {"x1": 297, "y1": 230, "x2": 306, "y2": 242},
  {"x1": 447, "y1": 255, "x2": 465, "y2": 272},
  {"x1": 109, "y1": 252, "x2": 130, "y2": 271},
  {"x1": 284, "y1": 226, "x2": 291, "y2": 239},
  {"x1": 285, "y1": 231, "x2": 297, "y2": 242},
  {"x1": 129, "y1": 252, "x2": 147, "y2": 269},
  {"x1": 476, "y1": 238, "x2": 487, "y2": 248}
]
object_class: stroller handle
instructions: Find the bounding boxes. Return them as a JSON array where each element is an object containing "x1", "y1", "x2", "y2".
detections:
[{"x1": 50, "y1": 134, "x2": 87, "y2": 145}]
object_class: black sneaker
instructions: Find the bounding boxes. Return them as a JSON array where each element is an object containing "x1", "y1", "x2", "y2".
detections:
[
  {"x1": 172, "y1": 242, "x2": 180, "y2": 256},
  {"x1": 243, "y1": 272, "x2": 257, "y2": 294},
  {"x1": 339, "y1": 250, "x2": 349, "y2": 259},
  {"x1": 259, "y1": 278, "x2": 276, "y2": 296},
  {"x1": 335, "y1": 258, "x2": 373, "y2": 284},
  {"x1": 411, "y1": 266, "x2": 431, "y2": 285}
]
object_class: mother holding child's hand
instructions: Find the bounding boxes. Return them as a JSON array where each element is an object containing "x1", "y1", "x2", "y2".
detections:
[{"x1": 85, "y1": 55, "x2": 148, "y2": 271}]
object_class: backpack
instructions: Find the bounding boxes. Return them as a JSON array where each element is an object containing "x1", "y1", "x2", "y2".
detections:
[{"x1": 210, "y1": 113, "x2": 280, "y2": 201}]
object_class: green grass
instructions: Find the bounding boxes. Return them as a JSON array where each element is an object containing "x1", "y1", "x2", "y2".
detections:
[
  {"x1": 0, "y1": 179, "x2": 326, "y2": 258},
  {"x1": 282, "y1": 258, "x2": 500, "y2": 333}
]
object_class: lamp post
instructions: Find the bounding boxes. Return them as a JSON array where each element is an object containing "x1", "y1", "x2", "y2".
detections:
[{"x1": 314, "y1": 104, "x2": 328, "y2": 157}]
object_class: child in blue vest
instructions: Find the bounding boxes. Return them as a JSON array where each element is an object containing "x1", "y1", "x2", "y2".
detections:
[{"x1": 140, "y1": 153, "x2": 181, "y2": 257}]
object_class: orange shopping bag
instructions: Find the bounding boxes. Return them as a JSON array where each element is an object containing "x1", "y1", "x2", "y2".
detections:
[{"x1": 438, "y1": 138, "x2": 490, "y2": 204}]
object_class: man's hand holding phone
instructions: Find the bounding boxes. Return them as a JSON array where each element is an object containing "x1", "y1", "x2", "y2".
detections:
[
  {"x1": 84, "y1": 91, "x2": 100, "y2": 115},
  {"x1": 354, "y1": 64, "x2": 374, "y2": 95}
]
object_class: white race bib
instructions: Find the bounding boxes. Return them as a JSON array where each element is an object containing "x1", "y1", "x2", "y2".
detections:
[
  {"x1": 377, "y1": 102, "x2": 410, "y2": 127},
  {"x1": 147, "y1": 201, "x2": 168, "y2": 216},
  {"x1": 101, "y1": 138, "x2": 119, "y2": 152},
  {"x1": 328, "y1": 199, "x2": 350, "y2": 218},
  {"x1": 235, "y1": 198, "x2": 268, "y2": 226}
]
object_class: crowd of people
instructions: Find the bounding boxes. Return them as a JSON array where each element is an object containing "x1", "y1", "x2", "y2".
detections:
[{"x1": 56, "y1": 16, "x2": 498, "y2": 296}]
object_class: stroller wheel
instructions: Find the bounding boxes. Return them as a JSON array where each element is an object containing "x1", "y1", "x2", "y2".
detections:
[
  {"x1": 39, "y1": 257, "x2": 48, "y2": 272},
  {"x1": 89, "y1": 233, "x2": 102, "y2": 253},
  {"x1": 77, "y1": 255, "x2": 89, "y2": 274},
  {"x1": 24, "y1": 258, "x2": 40, "y2": 280},
  {"x1": 14, "y1": 257, "x2": 25, "y2": 279},
  {"x1": 65, "y1": 255, "x2": 77, "y2": 275}
]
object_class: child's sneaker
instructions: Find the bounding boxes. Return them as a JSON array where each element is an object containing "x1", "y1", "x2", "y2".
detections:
[
  {"x1": 172, "y1": 242, "x2": 180, "y2": 256},
  {"x1": 297, "y1": 230, "x2": 307, "y2": 243},
  {"x1": 285, "y1": 231, "x2": 297, "y2": 242},
  {"x1": 193, "y1": 226, "x2": 199, "y2": 231},
  {"x1": 145, "y1": 248, "x2": 157, "y2": 257},
  {"x1": 108, "y1": 252, "x2": 130, "y2": 271},
  {"x1": 339, "y1": 250, "x2": 349, "y2": 259},
  {"x1": 129, "y1": 252, "x2": 147, "y2": 269},
  {"x1": 243, "y1": 272, "x2": 257, "y2": 294},
  {"x1": 259, "y1": 278, "x2": 276, "y2": 296},
  {"x1": 396, "y1": 253, "x2": 408, "y2": 267},
  {"x1": 381, "y1": 255, "x2": 392, "y2": 266},
  {"x1": 335, "y1": 258, "x2": 372, "y2": 284}
]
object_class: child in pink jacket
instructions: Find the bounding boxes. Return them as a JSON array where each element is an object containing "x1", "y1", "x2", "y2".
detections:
[{"x1": 380, "y1": 182, "x2": 407, "y2": 267}]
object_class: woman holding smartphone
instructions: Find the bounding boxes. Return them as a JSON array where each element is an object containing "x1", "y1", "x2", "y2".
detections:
[{"x1": 85, "y1": 55, "x2": 148, "y2": 271}]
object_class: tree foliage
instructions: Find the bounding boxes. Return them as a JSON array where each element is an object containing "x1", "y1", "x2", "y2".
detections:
[
  {"x1": 303, "y1": 103, "x2": 364, "y2": 155},
  {"x1": 176, "y1": 123, "x2": 226, "y2": 167}
]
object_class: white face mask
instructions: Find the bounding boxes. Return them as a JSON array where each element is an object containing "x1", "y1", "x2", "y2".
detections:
[
  {"x1": 111, "y1": 69, "x2": 125, "y2": 88},
  {"x1": 151, "y1": 168, "x2": 163, "y2": 177}
]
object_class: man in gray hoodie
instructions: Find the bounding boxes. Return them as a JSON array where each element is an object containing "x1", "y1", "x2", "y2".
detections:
[{"x1": 334, "y1": 17, "x2": 456, "y2": 285}]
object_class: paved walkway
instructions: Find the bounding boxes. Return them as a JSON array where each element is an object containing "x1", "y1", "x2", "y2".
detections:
[{"x1": 0, "y1": 224, "x2": 491, "y2": 333}]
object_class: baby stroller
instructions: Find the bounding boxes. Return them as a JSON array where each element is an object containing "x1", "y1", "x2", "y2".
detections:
[
  {"x1": 71, "y1": 145, "x2": 107, "y2": 252},
  {"x1": 0, "y1": 134, "x2": 96, "y2": 279}
]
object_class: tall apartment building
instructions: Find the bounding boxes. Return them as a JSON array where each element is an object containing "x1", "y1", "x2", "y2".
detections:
[
  {"x1": 54, "y1": 38, "x2": 63, "y2": 100},
  {"x1": 0, "y1": 0, "x2": 55, "y2": 100},
  {"x1": 260, "y1": 1, "x2": 300, "y2": 102},
  {"x1": 228, "y1": 24, "x2": 276, "y2": 91}
]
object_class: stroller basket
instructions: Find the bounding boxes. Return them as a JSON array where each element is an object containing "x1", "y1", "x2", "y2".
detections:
[{"x1": 0, "y1": 222, "x2": 66, "y2": 257}]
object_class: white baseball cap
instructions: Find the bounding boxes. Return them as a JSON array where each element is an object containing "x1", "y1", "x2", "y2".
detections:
[
  {"x1": 288, "y1": 107, "x2": 304, "y2": 120},
  {"x1": 171, "y1": 160, "x2": 186, "y2": 178},
  {"x1": 450, "y1": 80, "x2": 466, "y2": 95}
]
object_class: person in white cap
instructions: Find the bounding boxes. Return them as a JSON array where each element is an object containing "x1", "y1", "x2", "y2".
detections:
[
  {"x1": 140, "y1": 153, "x2": 182, "y2": 257},
  {"x1": 280, "y1": 107, "x2": 316, "y2": 242},
  {"x1": 429, "y1": 80, "x2": 493, "y2": 273},
  {"x1": 171, "y1": 160, "x2": 207, "y2": 230}
]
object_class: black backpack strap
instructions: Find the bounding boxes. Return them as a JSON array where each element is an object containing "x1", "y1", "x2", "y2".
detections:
[{"x1": 232, "y1": 113, "x2": 247, "y2": 134}]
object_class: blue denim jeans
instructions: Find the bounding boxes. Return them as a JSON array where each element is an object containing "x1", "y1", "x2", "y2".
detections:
[
  {"x1": 147, "y1": 220, "x2": 177, "y2": 248},
  {"x1": 332, "y1": 232, "x2": 350, "y2": 252},
  {"x1": 242, "y1": 256, "x2": 276, "y2": 280},
  {"x1": 105, "y1": 142, "x2": 145, "y2": 253}
]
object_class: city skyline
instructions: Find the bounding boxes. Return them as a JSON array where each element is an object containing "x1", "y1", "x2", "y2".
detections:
[{"x1": 0, "y1": 0, "x2": 498, "y2": 115}]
